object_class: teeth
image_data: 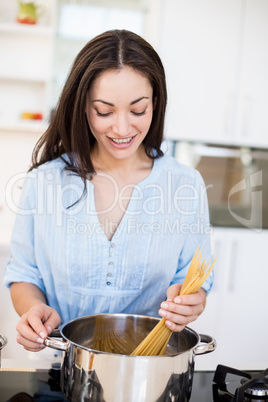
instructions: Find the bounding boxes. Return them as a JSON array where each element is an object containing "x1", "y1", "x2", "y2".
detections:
[{"x1": 112, "y1": 137, "x2": 133, "y2": 144}]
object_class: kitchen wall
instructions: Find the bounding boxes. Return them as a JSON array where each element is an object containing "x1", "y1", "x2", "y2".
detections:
[{"x1": 0, "y1": 0, "x2": 267, "y2": 369}]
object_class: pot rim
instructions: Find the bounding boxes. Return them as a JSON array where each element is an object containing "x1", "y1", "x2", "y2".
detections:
[{"x1": 57, "y1": 313, "x2": 202, "y2": 358}]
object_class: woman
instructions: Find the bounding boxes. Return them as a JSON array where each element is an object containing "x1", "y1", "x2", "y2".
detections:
[{"x1": 3, "y1": 30, "x2": 213, "y2": 352}]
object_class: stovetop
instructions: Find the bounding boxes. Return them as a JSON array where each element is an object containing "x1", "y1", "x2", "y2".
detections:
[{"x1": 0, "y1": 365, "x2": 267, "y2": 402}]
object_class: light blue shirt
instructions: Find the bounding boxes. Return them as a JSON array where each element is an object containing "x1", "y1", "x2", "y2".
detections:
[{"x1": 3, "y1": 153, "x2": 214, "y2": 324}]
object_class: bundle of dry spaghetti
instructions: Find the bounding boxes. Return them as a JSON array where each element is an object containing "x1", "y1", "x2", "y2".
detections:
[{"x1": 131, "y1": 245, "x2": 215, "y2": 357}]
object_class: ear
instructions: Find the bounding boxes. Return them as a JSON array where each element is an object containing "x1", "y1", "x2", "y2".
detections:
[{"x1": 153, "y1": 97, "x2": 157, "y2": 110}]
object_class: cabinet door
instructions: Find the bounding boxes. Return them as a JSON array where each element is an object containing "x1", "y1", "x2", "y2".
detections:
[
  {"x1": 235, "y1": 0, "x2": 268, "y2": 147},
  {"x1": 216, "y1": 229, "x2": 268, "y2": 368},
  {"x1": 192, "y1": 228, "x2": 268, "y2": 370},
  {"x1": 159, "y1": 0, "x2": 242, "y2": 143}
]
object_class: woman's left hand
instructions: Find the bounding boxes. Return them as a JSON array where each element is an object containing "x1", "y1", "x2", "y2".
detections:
[{"x1": 158, "y1": 283, "x2": 207, "y2": 332}]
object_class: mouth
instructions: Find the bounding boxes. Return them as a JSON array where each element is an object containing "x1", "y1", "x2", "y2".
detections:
[{"x1": 110, "y1": 136, "x2": 134, "y2": 144}]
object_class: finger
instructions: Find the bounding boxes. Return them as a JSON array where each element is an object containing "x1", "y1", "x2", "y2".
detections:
[
  {"x1": 164, "y1": 319, "x2": 193, "y2": 332},
  {"x1": 160, "y1": 297, "x2": 205, "y2": 318},
  {"x1": 158, "y1": 300, "x2": 204, "y2": 331},
  {"x1": 16, "y1": 332, "x2": 46, "y2": 352},
  {"x1": 159, "y1": 306, "x2": 200, "y2": 325},
  {"x1": 24, "y1": 343, "x2": 46, "y2": 352},
  {"x1": 28, "y1": 314, "x2": 49, "y2": 339},
  {"x1": 161, "y1": 308, "x2": 199, "y2": 324},
  {"x1": 16, "y1": 318, "x2": 45, "y2": 344},
  {"x1": 166, "y1": 283, "x2": 182, "y2": 301},
  {"x1": 174, "y1": 291, "x2": 204, "y2": 306},
  {"x1": 43, "y1": 312, "x2": 61, "y2": 335},
  {"x1": 159, "y1": 306, "x2": 199, "y2": 332}
]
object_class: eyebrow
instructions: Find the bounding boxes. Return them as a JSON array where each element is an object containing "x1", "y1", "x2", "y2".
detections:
[{"x1": 91, "y1": 96, "x2": 149, "y2": 106}]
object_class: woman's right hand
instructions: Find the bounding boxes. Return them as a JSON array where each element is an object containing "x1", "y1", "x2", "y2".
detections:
[{"x1": 16, "y1": 303, "x2": 61, "y2": 352}]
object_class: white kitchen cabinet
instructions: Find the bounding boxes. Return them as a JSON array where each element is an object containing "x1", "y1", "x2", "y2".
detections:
[
  {"x1": 235, "y1": 0, "x2": 268, "y2": 147},
  {"x1": 0, "y1": 0, "x2": 56, "y2": 131},
  {"x1": 191, "y1": 227, "x2": 268, "y2": 370},
  {"x1": 160, "y1": 0, "x2": 268, "y2": 148}
]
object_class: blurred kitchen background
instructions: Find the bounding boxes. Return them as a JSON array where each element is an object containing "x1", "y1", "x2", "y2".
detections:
[{"x1": 0, "y1": 0, "x2": 268, "y2": 370}]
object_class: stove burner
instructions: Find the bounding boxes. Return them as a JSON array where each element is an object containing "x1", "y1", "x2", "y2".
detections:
[
  {"x1": 213, "y1": 365, "x2": 268, "y2": 402},
  {"x1": 241, "y1": 377, "x2": 268, "y2": 397}
]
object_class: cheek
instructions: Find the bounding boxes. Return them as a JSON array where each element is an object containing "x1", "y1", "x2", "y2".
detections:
[
  {"x1": 141, "y1": 112, "x2": 153, "y2": 133},
  {"x1": 88, "y1": 115, "x2": 109, "y2": 135}
]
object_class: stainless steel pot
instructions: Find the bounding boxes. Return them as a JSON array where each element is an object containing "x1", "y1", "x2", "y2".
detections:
[
  {"x1": 45, "y1": 314, "x2": 216, "y2": 402},
  {"x1": 0, "y1": 333, "x2": 8, "y2": 368}
]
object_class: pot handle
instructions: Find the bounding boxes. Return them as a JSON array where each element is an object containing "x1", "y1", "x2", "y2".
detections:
[
  {"x1": 194, "y1": 334, "x2": 217, "y2": 355},
  {"x1": 44, "y1": 328, "x2": 70, "y2": 352}
]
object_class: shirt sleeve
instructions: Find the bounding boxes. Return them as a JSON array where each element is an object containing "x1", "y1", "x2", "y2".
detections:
[
  {"x1": 170, "y1": 170, "x2": 214, "y2": 294},
  {"x1": 3, "y1": 170, "x2": 46, "y2": 294}
]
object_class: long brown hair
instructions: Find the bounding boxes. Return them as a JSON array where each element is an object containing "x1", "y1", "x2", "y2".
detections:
[{"x1": 31, "y1": 29, "x2": 167, "y2": 180}]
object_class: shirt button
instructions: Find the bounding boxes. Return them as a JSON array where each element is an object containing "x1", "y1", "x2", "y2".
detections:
[
  {"x1": 106, "y1": 281, "x2": 111, "y2": 286},
  {"x1": 109, "y1": 252, "x2": 114, "y2": 257},
  {"x1": 108, "y1": 262, "x2": 114, "y2": 267},
  {"x1": 107, "y1": 273, "x2": 112, "y2": 277},
  {"x1": 110, "y1": 243, "x2": 115, "y2": 248}
]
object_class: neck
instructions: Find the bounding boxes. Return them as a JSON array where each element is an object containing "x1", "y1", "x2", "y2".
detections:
[{"x1": 91, "y1": 144, "x2": 152, "y2": 177}]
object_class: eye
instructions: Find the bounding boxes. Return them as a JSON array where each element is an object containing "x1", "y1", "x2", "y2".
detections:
[
  {"x1": 96, "y1": 110, "x2": 112, "y2": 117},
  {"x1": 131, "y1": 109, "x2": 147, "y2": 116}
]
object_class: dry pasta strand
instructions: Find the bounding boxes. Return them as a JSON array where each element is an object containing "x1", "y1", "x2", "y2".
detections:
[{"x1": 131, "y1": 245, "x2": 215, "y2": 356}]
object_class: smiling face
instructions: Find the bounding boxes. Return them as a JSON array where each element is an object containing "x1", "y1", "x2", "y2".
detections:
[{"x1": 85, "y1": 66, "x2": 154, "y2": 163}]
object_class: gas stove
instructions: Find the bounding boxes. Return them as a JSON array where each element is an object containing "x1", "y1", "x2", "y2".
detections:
[
  {"x1": 192, "y1": 365, "x2": 268, "y2": 402},
  {"x1": 0, "y1": 364, "x2": 267, "y2": 402}
]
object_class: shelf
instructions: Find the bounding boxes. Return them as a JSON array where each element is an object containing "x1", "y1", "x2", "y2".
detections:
[
  {"x1": 0, "y1": 121, "x2": 48, "y2": 134},
  {"x1": 0, "y1": 74, "x2": 49, "y2": 83},
  {"x1": 0, "y1": 22, "x2": 53, "y2": 36}
]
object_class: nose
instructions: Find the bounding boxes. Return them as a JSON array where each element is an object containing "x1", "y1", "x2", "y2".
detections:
[{"x1": 112, "y1": 112, "x2": 131, "y2": 137}]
